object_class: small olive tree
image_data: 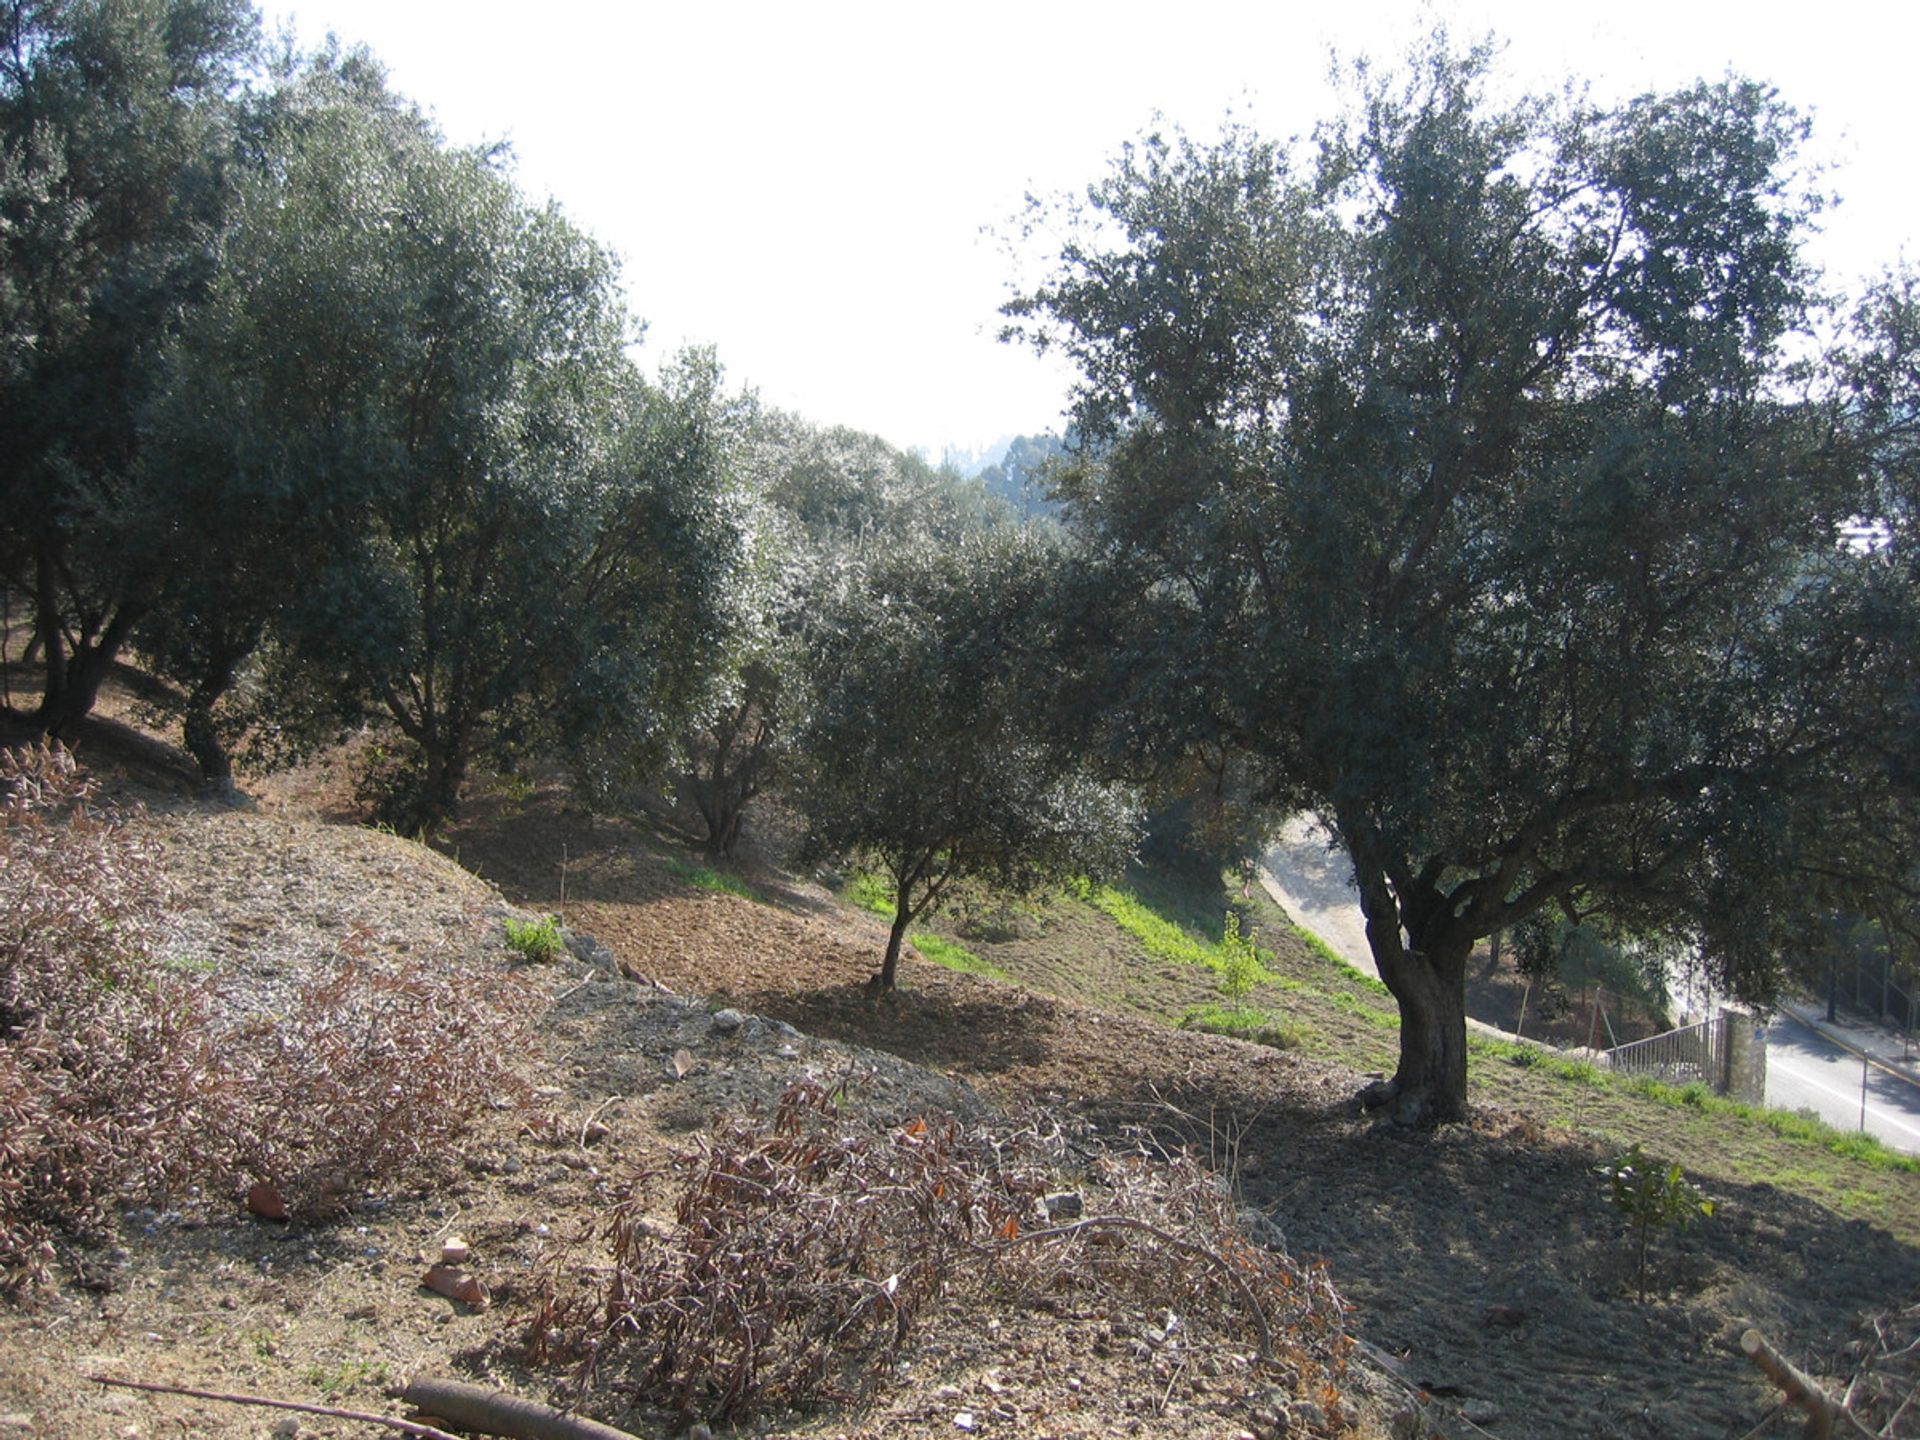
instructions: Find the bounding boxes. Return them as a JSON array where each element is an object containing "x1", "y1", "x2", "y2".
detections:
[{"x1": 792, "y1": 530, "x2": 1138, "y2": 990}]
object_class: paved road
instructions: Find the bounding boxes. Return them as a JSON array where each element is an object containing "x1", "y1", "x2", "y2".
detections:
[
  {"x1": 1259, "y1": 815, "x2": 1379, "y2": 980},
  {"x1": 1765, "y1": 1013, "x2": 1920, "y2": 1155}
]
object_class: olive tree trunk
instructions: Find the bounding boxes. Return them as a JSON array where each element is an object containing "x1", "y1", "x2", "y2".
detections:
[{"x1": 1371, "y1": 941, "x2": 1471, "y2": 1126}]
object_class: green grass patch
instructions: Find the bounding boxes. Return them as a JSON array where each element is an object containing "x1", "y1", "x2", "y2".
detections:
[
  {"x1": 1325, "y1": 990, "x2": 1401, "y2": 1030},
  {"x1": 1180, "y1": 1004, "x2": 1309, "y2": 1050},
  {"x1": 911, "y1": 931, "x2": 1011, "y2": 981},
  {"x1": 667, "y1": 857, "x2": 756, "y2": 900},
  {"x1": 846, "y1": 871, "x2": 894, "y2": 917},
  {"x1": 1470, "y1": 1034, "x2": 1600, "y2": 1083},
  {"x1": 1472, "y1": 1033, "x2": 1920, "y2": 1177},
  {"x1": 1079, "y1": 881, "x2": 1286, "y2": 989}
]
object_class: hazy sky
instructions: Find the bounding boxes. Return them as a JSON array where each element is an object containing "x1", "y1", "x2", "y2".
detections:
[{"x1": 261, "y1": 1, "x2": 1918, "y2": 460}]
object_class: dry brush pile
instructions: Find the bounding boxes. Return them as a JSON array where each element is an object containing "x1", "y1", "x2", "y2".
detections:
[
  {"x1": 0, "y1": 744, "x2": 541, "y2": 1292},
  {"x1": 528, "y1": 1077, "x2": 1356, "y2": 1429}
]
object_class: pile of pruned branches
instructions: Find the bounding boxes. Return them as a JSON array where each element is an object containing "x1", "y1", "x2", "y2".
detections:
[
  {"x1": 1839, "y1": 1294, "x2": 1920, "y2": 1436},
  {"x1": 527, "y1": 1077, "x2": 1352, "y2": 1425}
]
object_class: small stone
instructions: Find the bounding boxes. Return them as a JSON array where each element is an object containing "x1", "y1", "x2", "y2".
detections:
[
  {"x1": 1463, "y1": 1398, "x2": 1501, "y2": 1425},
  {"x1": 953, "y1": 1412, "x2": 976, "y2": 1432},
  {"x1": 709, "y1": 1008, "x2": 745, "y2": 1034}
]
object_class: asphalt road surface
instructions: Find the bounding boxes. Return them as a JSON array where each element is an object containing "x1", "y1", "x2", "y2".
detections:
[{"x1": 1765, "y1": 1013, "x2": 1920, "y2": 1155}]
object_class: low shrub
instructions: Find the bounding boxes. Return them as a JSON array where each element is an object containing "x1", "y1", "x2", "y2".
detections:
[
  {"x1": 0, "y1": 745, "x2": 222, "y2": 1292},
  {"x1": 504, "y1": 913, "x2": 566, "y2": 962},
  {"x1": 0, "y1": 744, "x2": 544, "y2": 1290},
  {"x1": 224, "y1": 954, "x2": 541, "y2": 1218},
  {"x1": 1600, "y1": 1142, "x2": 1714, "y2": 1299}
]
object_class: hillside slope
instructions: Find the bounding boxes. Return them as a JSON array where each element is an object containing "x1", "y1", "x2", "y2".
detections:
[{"x1": 0, "y1": 753, "x2": 1914, "y2": 1438}]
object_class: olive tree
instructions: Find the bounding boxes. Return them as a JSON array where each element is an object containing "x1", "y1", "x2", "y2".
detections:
[
  {"x1": 792, "y1": 529, "x2": 1138, "y2": 990},
  {"x1": 1008, "y1": 39, "x2": 1916, "y2": 1124},
  {"x1": 0, "y1": 0, "x2": 257, "y2": 735}
]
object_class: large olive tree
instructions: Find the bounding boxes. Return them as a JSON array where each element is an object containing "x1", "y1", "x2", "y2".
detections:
[{"x1": 1009, "y1": 40, "x2": 1917, "y2": 1124}]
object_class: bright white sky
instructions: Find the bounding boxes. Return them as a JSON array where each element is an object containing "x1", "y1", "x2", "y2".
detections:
[{"x1": 262, "y1": 0, "x2": 1917, "y2": 461}]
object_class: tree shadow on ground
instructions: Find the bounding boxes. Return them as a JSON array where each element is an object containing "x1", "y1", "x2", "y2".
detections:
[{"x1": 724, "y1": 978, "x2": 1062, "y2": 1078}]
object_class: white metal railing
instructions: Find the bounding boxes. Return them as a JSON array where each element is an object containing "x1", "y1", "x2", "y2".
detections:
[{"x1": 1601, "y1": 1013, "x2": 1729, "y2": 1090}]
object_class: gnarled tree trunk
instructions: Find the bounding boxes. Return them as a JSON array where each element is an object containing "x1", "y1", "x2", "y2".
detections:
[
  {"x1": 1347, "y1": 824, "x2": 1472, "y2": 1125},
  {"x1": 1371, "y1": 941, "x2": 1471, "y2": 1126}
]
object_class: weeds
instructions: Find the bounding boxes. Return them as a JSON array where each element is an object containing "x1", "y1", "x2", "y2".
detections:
[
  {"x1": 1471, "y1": 1035, "x2": 1600, "y2": 1084},
  {"x1": 504, "y1": 914, "x2": 566, "y2": 963},
  {"x1": 667, "y1": 857, "x2": 756, "y2": 901},
  {"x1": 1181, "y1": 1004, "x2": 1308, "y2": 1050}
]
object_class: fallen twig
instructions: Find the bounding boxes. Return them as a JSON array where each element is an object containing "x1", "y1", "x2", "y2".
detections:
[
  {"x1": 86, "y1": 1375, "x2": 463, "y2": 1440},
  {"x1": 398, "y1": 1376, "x2": 644, "y2": 1440},
  {"x1": 1740, "y1": 1329, "x2": 1877, "y2": 1440}
]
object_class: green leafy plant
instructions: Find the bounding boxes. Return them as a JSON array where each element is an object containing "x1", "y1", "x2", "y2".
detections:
[
  {"x1": 1218, "y1": 911, "x2": 1263, "y2": 1000},
  {"x1": 504, "y1": 914, "x2": 566, "y2": 963},
  {"x1": 1601, "y1": 1143, "x2": 1715, "y2": 1299}
]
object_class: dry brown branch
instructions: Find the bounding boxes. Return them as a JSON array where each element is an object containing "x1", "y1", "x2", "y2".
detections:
[
  {"x1": 398, "y1": 1377, "x2": 644, "y2": 1440},
  {"x1": 529, "y1": 1080, "x2": 1354, "y2": 1427},
  {"x1": 86, "y1": 1375, "x2": 464, "y2": 1440},
  {"x1": 1740, "y1": 1329, "x2": 1876, "y2": 1439},
  {"x1": 993, "y1": 1214, "x2": 1276, "y2": 1360}
]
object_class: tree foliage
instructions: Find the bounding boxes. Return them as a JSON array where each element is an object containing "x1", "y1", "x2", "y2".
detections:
[
  {"x1": 4, "y1": 18, "x2": 747, "y2": 825},
  {"x1": 0, "y1": 0, "x2": 258, "y2": 733},
  {"x1": 670, "y1": 407, "x2": 1019, "y2": 856},
  {"x1": 792, "y1": 529, "x2": 1138, "y2": 989},
  {"x1": 1009, "y1": 37, "x2": 1917, "y2": 1123}
]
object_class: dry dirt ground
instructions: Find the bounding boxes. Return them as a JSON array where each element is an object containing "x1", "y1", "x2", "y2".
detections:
[{"x1": 1, "y1": 720, "x2": 1916, "y2": 1440}]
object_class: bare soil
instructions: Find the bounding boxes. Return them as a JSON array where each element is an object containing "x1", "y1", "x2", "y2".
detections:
[{"x1": 1, "y1": 710, "x2": 1916, "y2": 1440}]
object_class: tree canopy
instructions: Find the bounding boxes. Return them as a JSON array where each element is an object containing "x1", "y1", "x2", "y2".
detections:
[
  {"x1": 0, "y1": 0, "x2": 259, "y2": 733},
  {"x1": 1008, "y1": 38, "x2": 1919, "y2": 1123},
  {"x1": 792, "y1": 528, "x2": 1139, "y2": 989}
]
